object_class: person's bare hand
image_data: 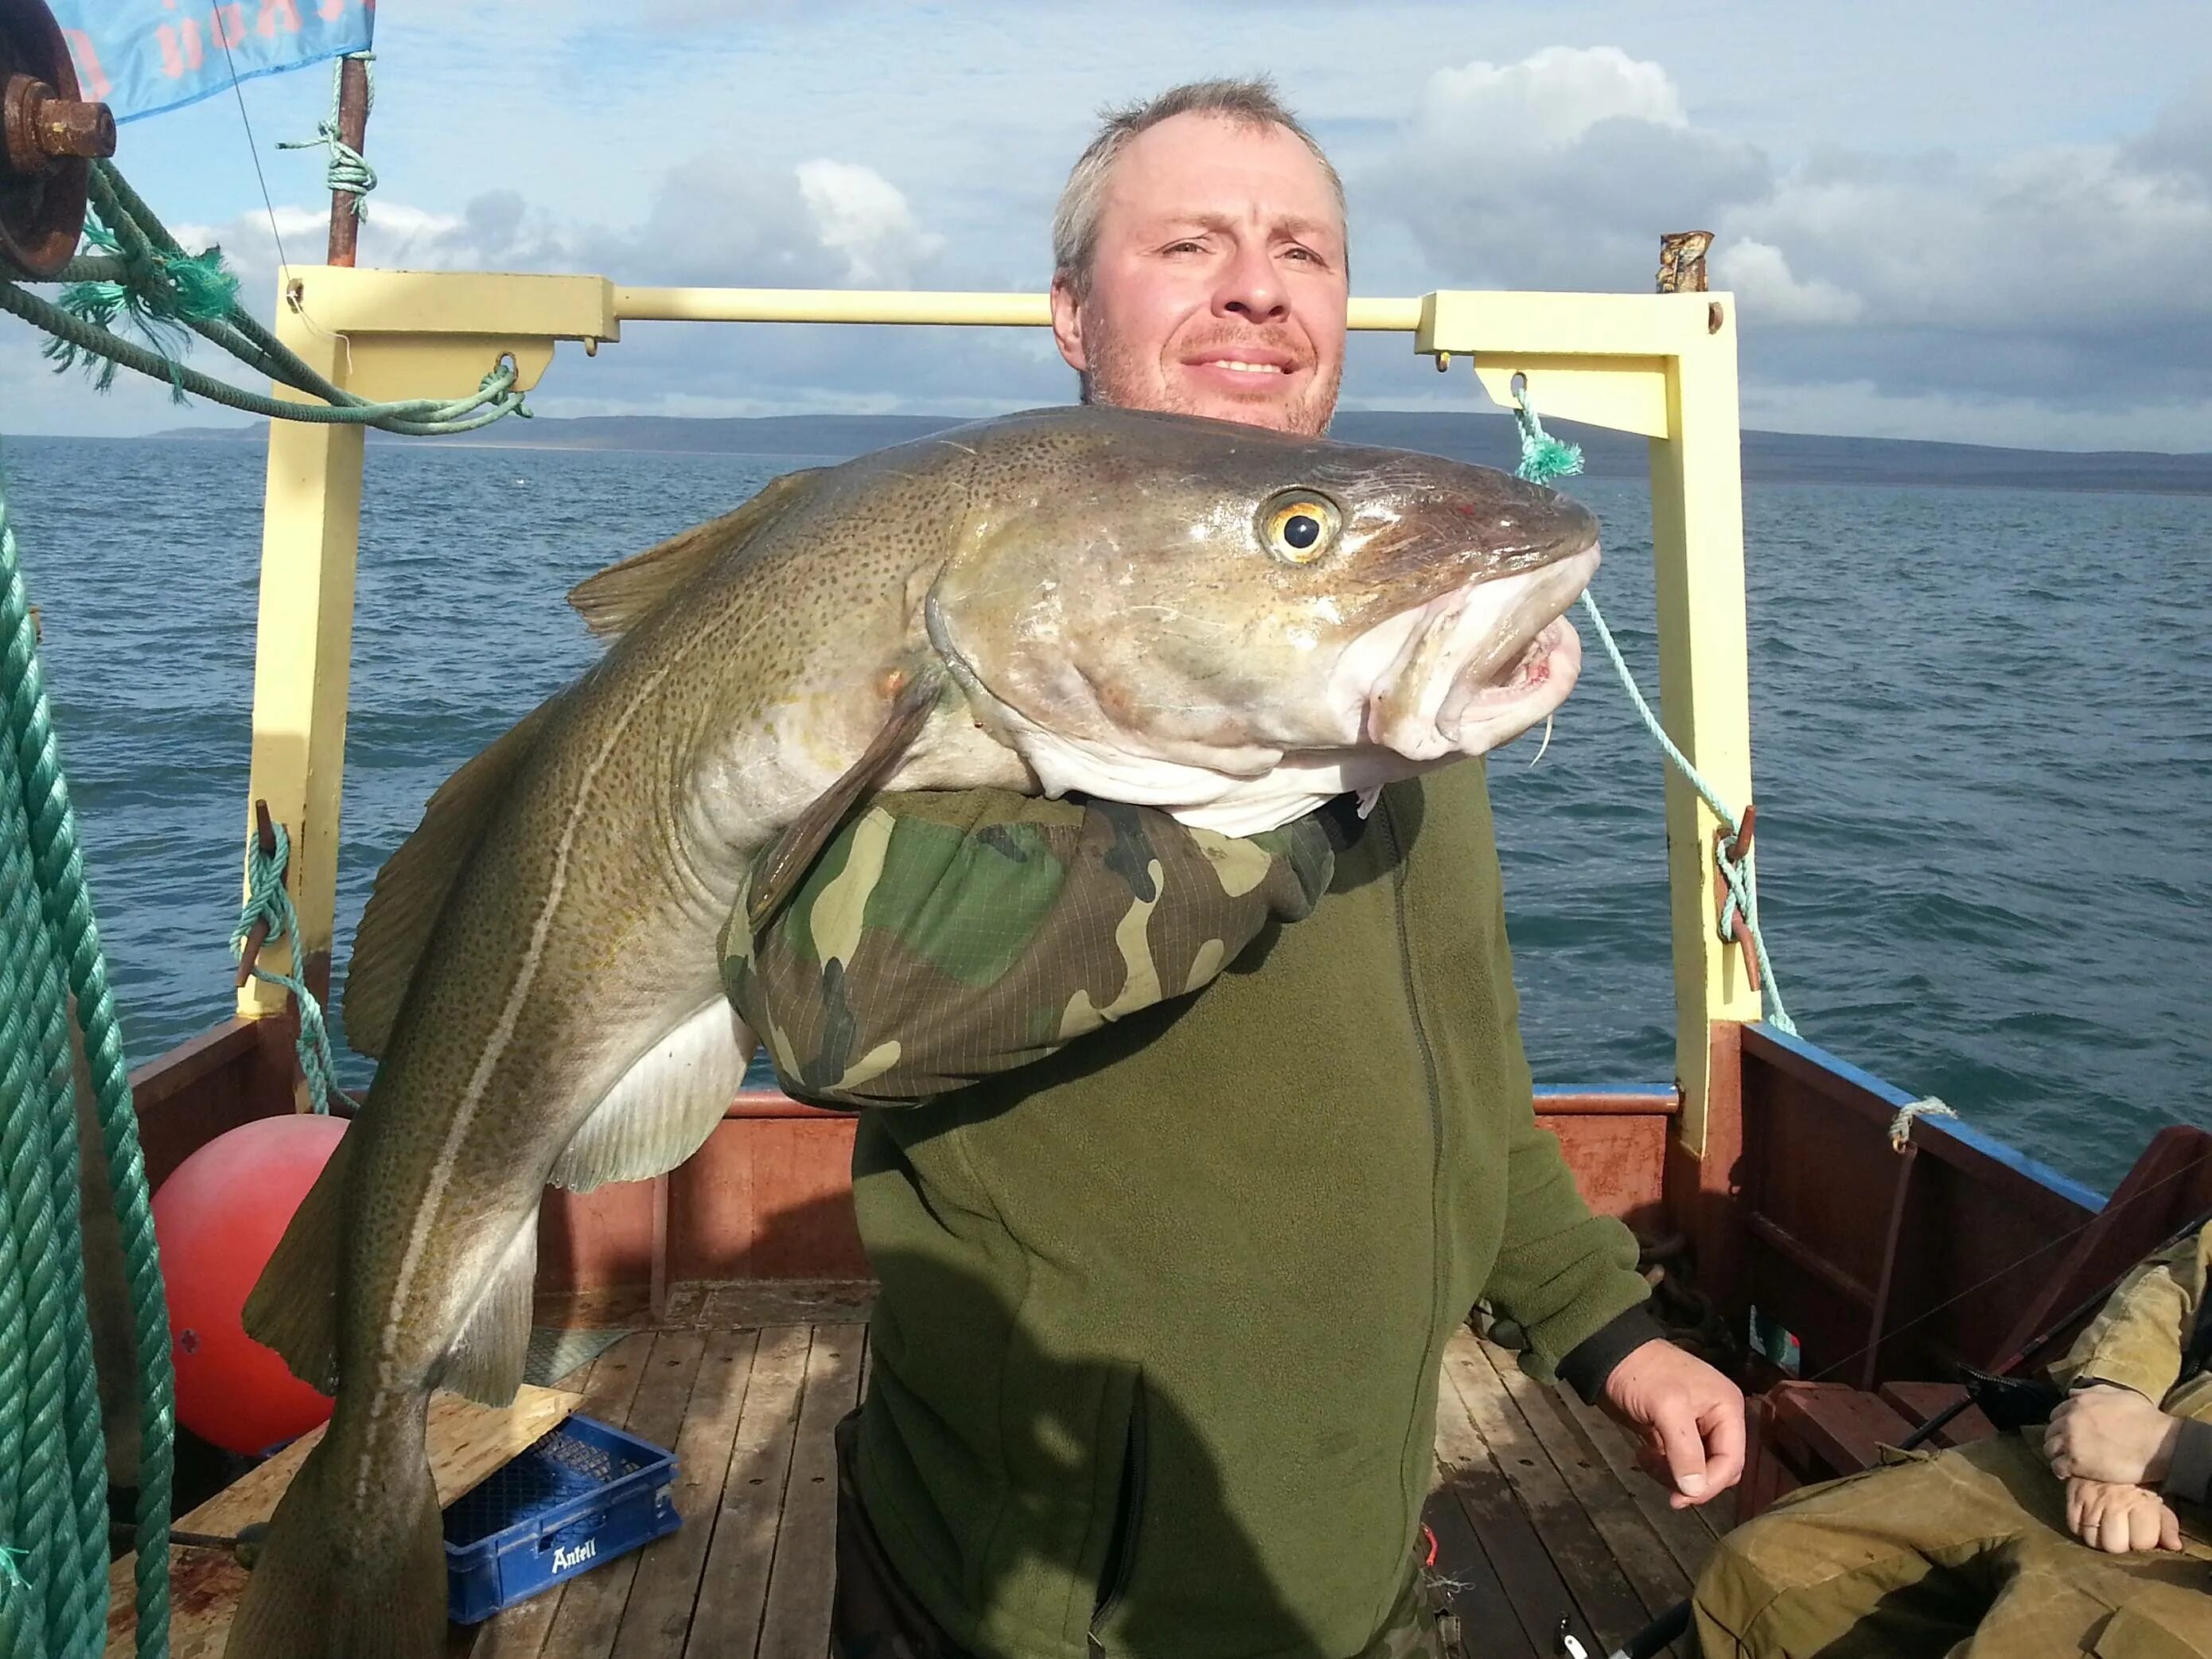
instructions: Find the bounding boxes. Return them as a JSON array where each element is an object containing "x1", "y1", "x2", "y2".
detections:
[
  {"x1": 2046, "y1": 1384, "x2": 2183, "y2": 1486},
  {"x1": 1600, "y1": 1339, "x2": 1744, "y2": 1509},
  {"x1": 2064, "y1": 1477, "x2": 2183, "y2": 1554}
]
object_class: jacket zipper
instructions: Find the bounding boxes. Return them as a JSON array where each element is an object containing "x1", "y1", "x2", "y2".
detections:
[
  {"x1": 1379, "y1": 800, "x2": 1450, "y2": 1388},
  {"x1": 1087, "y1": 1376, "x2": 1149, "y2": 1657}
]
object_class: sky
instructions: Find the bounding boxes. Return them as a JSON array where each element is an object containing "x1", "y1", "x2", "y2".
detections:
[{"x1": 4, "y1": 0, "x2": 2210, "y2": 450}]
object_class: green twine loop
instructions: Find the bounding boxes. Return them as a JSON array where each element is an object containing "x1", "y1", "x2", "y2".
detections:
[
  {"x1": 42, "y1": 212, "x2": 241, "y2": 399},
  {"x1": 1509, "y1": 378, "x2": 1586, "y2": 486},
  {"x1": 276, "y1": 52, "x2": 377, "y2": 219},
  {"x1": 230, "y1": 824, "x2": 343, "y2": 1114},
  {"x1": 1509, "y1": 381, "x2": 1796, "y2": 1036}
]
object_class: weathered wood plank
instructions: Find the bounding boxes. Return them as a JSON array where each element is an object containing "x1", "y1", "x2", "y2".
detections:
[
  {"x1": 1443, "y1": 1335, "x2": 1645, "y2": 1650},
  {"x1": 539, "y1": 1332, "x2": 707, "y2": 1658},
  {"x1": 1554, "y1": 1384, "x2": 1725, "y2": 1580},
  {"x1": 684, "y1": 1324, "x2": 813, "y2": 1655},
  {"x1": 609, "y1": 1329, "x2": 761, "y2": 1658},
  {"x1": 1473, "y1": 1339, "x2": 1693, "y2": 1619},
  {"x1": 757, "y1": 1325, "x2": 863, "y2": 1659},
  {"x1": 1423, "y1": 1392, "x2": 1534, "y2": 1658},
  {"x1": 1432, "y1": 1338, "x2": 1597, "y2": 1656},
  {"x1": 106, "y1": 1386, "x2": 579, "y2": 1659}
]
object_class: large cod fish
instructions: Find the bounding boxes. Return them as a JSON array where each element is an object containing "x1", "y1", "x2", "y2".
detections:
[{"x1": 226, "y1": 405, "x2": 1601, "y2": 1657}]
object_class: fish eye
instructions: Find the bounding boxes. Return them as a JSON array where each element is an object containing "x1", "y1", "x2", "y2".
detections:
[{"x1": 1260, "y1": 493, "x2": 1341, "y2": 564}]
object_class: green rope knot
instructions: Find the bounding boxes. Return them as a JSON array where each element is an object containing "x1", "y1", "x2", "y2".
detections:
[
  {"x1": 1509, "y1": 377, "x2": 1586, "y2": 486},
  {"x1": 42, "y1": 212, "x2": 240, "y2": 398},
  {"x1": 230, "y1": 822, "x2": 343, "y2": 1114},
  {"x1": 276, "y1": 53, "x2": 377, "y2": 219},
  {"x1": 1510, "y1": 383, "x2": 1795, "y2": 1037}
]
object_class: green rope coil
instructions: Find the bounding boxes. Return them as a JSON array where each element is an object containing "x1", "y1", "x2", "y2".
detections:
[
  {"x1": 0, "y1": 465, "x2": 177, "y2": 1657},
  {"x1": 232, "y1": 824, "x2": 342, "y2": 1116},
  {"x1": 0, "y1": 160, "x2": 530, "y2": 437},
  {"x1": 277, "y1": 53, "x2": 376, "y2": 220},
  {"x1": 1509, "y1": 382, "x2": 1797, "y2": 1036}
]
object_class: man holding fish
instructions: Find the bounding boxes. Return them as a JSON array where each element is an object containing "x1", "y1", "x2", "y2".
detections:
[
  {"x1": 225, "y1": 77, "x2": 1742, "y2": 1659},
  {"x1": 725, "y1": 80, "x2": 1747, "y2": 1657}
]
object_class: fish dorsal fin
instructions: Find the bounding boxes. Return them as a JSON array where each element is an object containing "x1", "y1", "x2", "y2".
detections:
[
  {"x1": 567, "y1": 467, "x2": 825, "y2": 640},
  {"x1": 746, "y1": 664, "x2": 948, "y2": 934},
  {"x1": 341, "y1": 698, "x2": 561, "y2": 1059}
]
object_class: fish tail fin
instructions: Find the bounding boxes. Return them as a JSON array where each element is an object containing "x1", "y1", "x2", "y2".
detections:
[{"x1": 224, "y1": 1399, "x2": 446, "y2": 1659}]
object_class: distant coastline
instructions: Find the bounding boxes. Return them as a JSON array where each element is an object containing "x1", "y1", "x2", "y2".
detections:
[{"x1": 142, "y1": 411, "x2": 2212, "y2": 497}]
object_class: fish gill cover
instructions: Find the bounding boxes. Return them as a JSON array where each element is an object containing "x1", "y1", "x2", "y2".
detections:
[{"x1": 47, "y1": 0, "x2": 374, "y2": 126}]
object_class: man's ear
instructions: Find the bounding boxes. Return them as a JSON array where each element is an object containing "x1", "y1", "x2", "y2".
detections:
[{"x1": 1049, "y1": 271, "x2": 1088, "y2": 373}]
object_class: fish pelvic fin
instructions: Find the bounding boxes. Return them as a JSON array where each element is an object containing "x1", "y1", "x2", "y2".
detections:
[
  {"x1": 746, "y1": 661, "x2": 949, "y2": 934},
  {"x1": 548, "y1": 1000, "x2": 754, "y2": 1194},
  {"x1": 223, "y1": 1410, "x2": 445, "y2": 1659},
  {"x1": 343, "y1": 695, "x2": 563, "y2": 1059},
  {"x1": 241, "y1": 1127, "x2": 353, "y2": 1396},
  {"x1": 566, "y1": 465, "x2": 825, "y2": 640}
]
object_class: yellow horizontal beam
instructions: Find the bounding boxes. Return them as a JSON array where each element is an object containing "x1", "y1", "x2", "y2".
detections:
[{"x1": 609, "y1": 286, "x2": 1427, "y2": 331}]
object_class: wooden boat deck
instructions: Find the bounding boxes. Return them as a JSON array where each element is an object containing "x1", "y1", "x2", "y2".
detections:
[{"x1": 454, "y1": 1283, "x2": 1720, "y2": 1659}]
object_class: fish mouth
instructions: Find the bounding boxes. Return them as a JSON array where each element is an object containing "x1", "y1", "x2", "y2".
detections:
[{"x1": 1346, "y1": 547, "x2": 1600, "y2": 761}]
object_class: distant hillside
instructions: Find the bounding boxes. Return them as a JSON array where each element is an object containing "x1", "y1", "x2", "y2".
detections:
[{"x1": 156, "y1": 411, "x2": 2212, "y2": 497}]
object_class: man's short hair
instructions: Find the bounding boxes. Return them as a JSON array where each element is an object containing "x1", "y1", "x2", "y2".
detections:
[{"x1": 1051, "y1": 77, "x2": 1346, "y2": 297}]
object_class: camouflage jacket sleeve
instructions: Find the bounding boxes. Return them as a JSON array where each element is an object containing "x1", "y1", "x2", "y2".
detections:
[
  {"x1": 719, "y1": 789, "x2": 1335, "y2": 1108},
  {"x1": 2050, "y1": 1220, "x2": 2212, "y2": 1419}
]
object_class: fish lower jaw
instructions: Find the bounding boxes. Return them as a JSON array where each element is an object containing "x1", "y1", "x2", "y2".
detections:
[{"x1": 1437, "y1": 617, "x2": 1583, "y2": 750}]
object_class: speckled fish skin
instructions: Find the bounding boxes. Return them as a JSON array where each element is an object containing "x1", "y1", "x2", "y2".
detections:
[{"x1": 224, "y1": 404, "x2": 1599, "y2": 1659}]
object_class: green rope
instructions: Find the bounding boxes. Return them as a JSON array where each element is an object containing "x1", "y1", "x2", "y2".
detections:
[
  {"x1": 232, "y1": 824, "x2": 341, "y2": 1116},
  {"x1": 1509, "y1": 383, "x2": 1797, "y2": 1036},
  {"x1": 0, "y1": 464, "x2": 177, "y2": 1656},
  {"x1": 0, "y1": 160, "x2": 530, "y2": 437},
  {"x1": 277, "y1": 53, "x2": 376, "y2": 220}
]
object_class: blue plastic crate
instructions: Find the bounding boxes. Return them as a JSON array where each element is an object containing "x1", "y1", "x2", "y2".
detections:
[{"x1": 442, "y1": 1414, "x2": 681, "y2": 1623}]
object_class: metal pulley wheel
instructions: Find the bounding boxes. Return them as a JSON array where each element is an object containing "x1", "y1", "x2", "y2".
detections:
[{"x1": 0, "y1": 0, "x2": 114, "y2": 278}]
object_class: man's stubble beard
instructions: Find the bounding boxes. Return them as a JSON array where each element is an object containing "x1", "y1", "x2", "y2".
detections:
[{"x1": 1079, "y1": 318, "x2": 1341, "y2": 438}]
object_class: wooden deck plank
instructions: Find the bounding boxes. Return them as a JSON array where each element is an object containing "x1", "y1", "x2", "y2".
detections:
[
  {"x1": 609, "y1": 1328, "x2": 762, "y2": 1659},
  {"x1": 107, "y1": 1386, "x2": 580, "y2": 1659},
  {"x1": 537, "y1": 1332, "x2": 707, "y2": 1659},
  {"x1": 1423, "y1": 1392, "x2": 1536, "y2": 1659},
  {"x1": 1432, "y1": 1335, "x2": 1598, "y2": 1657},
  {"x1": 1555, "y1": 1384, "x2": 1727, "y2": 1583},
  {"x1": 1471, "y1": 1338, "x2": 1694, "y2": 1621},
  {"x1": 1442, "y1": 1334, "x2": 1647, "y2": 1652},
  {"x1": 474, "y1": 1334, "x2": 658, "y2": 1658},
  {"x1": 683, "y1": 1324, "x2": 814, "y2": 1656},
  {"x1": 757, "y1": 1324, "x2": 864, "y2": 1659}
]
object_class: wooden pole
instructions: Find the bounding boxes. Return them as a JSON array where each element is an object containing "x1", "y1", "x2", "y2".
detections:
[{"x1": 324, "y1": 55, "x2": 370, "y2": 267}]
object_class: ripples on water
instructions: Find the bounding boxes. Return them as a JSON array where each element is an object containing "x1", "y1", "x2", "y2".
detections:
[{"x1": 2, "y1": 436, "x2": 2205, "y2": 1193}]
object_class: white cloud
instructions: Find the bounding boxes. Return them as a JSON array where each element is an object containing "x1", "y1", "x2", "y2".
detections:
[
  {"x1": 1416, "y1": 45, "x2": 1688, "y2": 151},
  {"x1": 794, "y1": 160, "x2": 947, "y2": 287},
  {"x1": 1711, "y1": 239, "x2": 1863, "y2": 325}
]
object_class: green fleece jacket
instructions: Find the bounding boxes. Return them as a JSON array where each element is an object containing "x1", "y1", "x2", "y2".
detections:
[{"x1": 722, "y1": 762, "x2": 1656, "y2": 1659}]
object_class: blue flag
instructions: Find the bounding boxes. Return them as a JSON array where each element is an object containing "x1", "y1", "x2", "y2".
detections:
[{"x1": 46, "y1": 2, "x2": 375, "y2": 126}]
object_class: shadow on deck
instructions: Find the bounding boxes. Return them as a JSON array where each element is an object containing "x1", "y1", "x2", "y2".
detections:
[{"x1": 461, "y1": 1286, "x2": 1720, "y2": 1659}]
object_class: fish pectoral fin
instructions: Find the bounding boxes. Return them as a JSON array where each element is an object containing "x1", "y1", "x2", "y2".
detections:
[
  {"x1": 344, "y1": 695, "x2": 563, "y2": 1059},
  {"x1": 547, "y1": 1000, "x2": 756, "y2": 1193},
  {"x1": 241, "y1": 1127, "x2": 352, "y2": 1396},
  {"x1": 746, "y1": 663, "x2": 949, "y2": 933},
  {"x1": 567, "y1": 466, "x2": 827, "y2": 640},
  {"x1": 442, "y1": 1215, "x2": 541, "y2": 1408}
]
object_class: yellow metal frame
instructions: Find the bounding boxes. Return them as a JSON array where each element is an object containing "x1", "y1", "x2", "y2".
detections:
[{"x1": 239, "y1": 267, "x2": 1760, "y2": 1155}]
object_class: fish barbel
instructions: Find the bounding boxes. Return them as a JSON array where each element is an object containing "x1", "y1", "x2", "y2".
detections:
[{"x1": 225, "y1": 405, "x2": 1600, "y2": 1657}]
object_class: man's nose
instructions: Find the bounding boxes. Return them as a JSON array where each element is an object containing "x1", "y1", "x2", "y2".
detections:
[{"x1": 1213, "y1": 240, "x2": 1287, "y2": 322}]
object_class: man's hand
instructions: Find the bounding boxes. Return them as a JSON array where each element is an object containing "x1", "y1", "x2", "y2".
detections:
[
  {"x1": 1599, "y1": 1338, "x2": 1744, "y2": 1509},
  {"x1": 2046, "y1": 1383, "x2": 2183, "y2": 1486},
  {"x1": 2064, "y1": 1477, "x2": 2183, "y2": 1554}
]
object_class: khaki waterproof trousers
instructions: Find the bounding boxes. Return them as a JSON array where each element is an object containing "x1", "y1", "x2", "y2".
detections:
[{"x1": 1693, "y1": 1437, "x2": 2212, "y2": 1658}]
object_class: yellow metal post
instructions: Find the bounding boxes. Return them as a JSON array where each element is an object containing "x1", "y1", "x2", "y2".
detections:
[
  {"x1": 236, "y1": 278, "x2": 365, "y2": 1022},
  {"x1": 1646, "y1": 300, "x2": 1762, "y2": 1155}
]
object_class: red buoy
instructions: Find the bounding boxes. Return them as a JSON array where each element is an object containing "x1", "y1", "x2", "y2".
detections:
[{"x1": 151, "y1": 1113, "x2": 346, "y2": 1455}]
